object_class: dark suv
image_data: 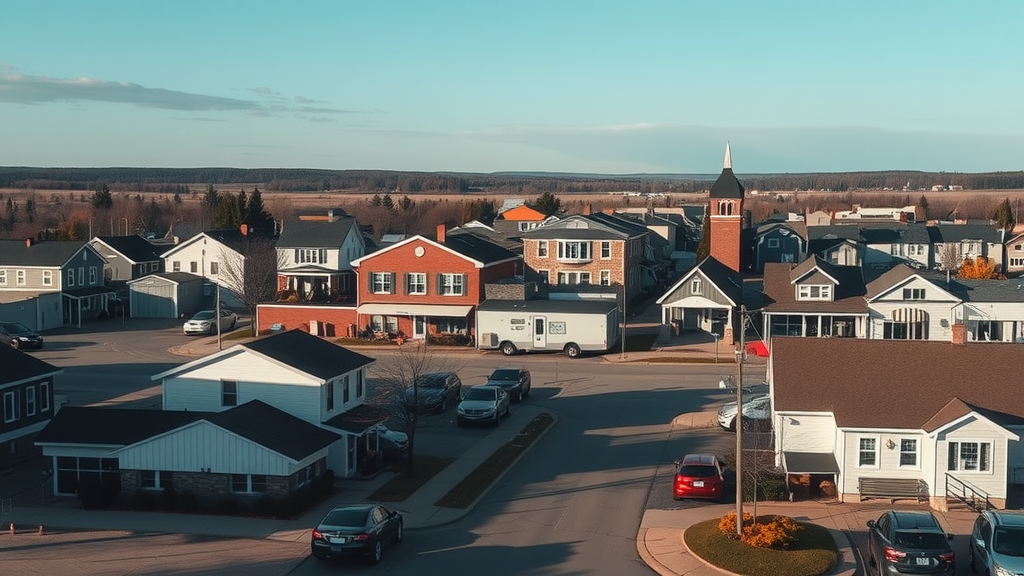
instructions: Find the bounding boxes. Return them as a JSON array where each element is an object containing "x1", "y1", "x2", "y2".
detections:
[
  {"x1": 485, "y1": 367, "x2": 531, "y2": 402},
  {"x1": 866, "y1": 510, "x2": 954, "y2": 575},
  {"x1": 404, "y1": 372, "x2": 462, "y2": 414}
]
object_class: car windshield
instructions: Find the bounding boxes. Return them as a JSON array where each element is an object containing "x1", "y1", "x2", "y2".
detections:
[
  {"x1": 679, "y1": 465, "x2": 718, "y2": 478},
  {"x1": 489, "y1": 369, "x2": 519, "y2": 381},
  {"x1": 192, "y1": 311, "x2": 215, "y2": 320},
  {"x1": 0, "y1": 322, "x2": 32, "y2": 334},
  {"x1": 892, "y1": 531, "x2": 949, "y2": 549},
  {"x1": 994, "y1": 527, "x2": 1024, "y2": 555},
  {"x1": 322, "y1": 508, "x2": 369, "y2": 527},
  {"x1": 464, "y1": 388, "x2": 496, "y2": 401},
  {"x1": 418, "y1": 375, "x2": 447, "y2": 389}
]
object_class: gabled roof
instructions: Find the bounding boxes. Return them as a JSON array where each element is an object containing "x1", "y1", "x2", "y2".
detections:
[
  {"x1": 204, "y1": 400, "x2": 340, "y2": 460},
  {"x1": 520, "y1": 214, "x2": 646, "y2": 240},
  {"x1": 864, "y1": 264, "x2": 961, "y2": 302},
  {"x1": 127, "y1": 271, "x2": 204, "y2": 285},
  {"x1": 0, "y1": 345, "x2": 62, "y2": 386},
  {"x1": 771, "y1": 338, "x2": 1024, "y2": 430},
  {"x1": 0, "y1": 240, "x2": 93, "y2": 267},
  {"x1": 930, "y1": 222, "x2": 1004, "y2": 243},
  {"x1": 35, "y1": 406, "x2": 206, "y2": 446},
  {"x1": 91, "y1": 235, "x2": 164, "y2": 264},
  {"x1": 498, "y1": 204, "x2": 546, "y2": 221},
  {"x1": 760, "y1": 259, "x2": 867, "y2": 313},
  {"x1": 351, "y1": 234, "x2": 517, "y2": 268},
  {"x1": 656, "y1": 256, "x2": 743, "y2": 306},
  {"x1": 275, "y1": 216, "x2": 358, "y2": 249}
]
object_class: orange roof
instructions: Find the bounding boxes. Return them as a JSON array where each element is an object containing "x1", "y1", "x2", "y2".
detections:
[{"x1": 500, "y1": 204, "x2": 546, "y2": 221}]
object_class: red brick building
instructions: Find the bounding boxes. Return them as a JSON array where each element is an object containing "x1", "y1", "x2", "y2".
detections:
[{"x1": 709, "y1": 143, "x2": 746, "y2": 273}]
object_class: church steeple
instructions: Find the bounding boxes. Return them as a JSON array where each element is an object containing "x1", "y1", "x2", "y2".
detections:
[
  {"x1": 708, "y1": 143, "x2": 745, "y2": 273},
  {"x1": 723, "y1": 142, "x2": 732, "y2": 170},
  {"x1": 710, "y1": 142, "x2": 745, "y2": 199}
]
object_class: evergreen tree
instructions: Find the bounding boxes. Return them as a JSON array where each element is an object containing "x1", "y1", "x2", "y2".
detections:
[
  {"x1": 371, "y1": 194, "x2": 382, "y2": 207},
  {"x1": 992, "y1": 198, "x2": 1015, "y2": 231},
  {"x1": 695, "y1": 207, "x2": 711, "y2": 262},
  {"x1": 25, "y1": 195, "x2": 36, "y2": 224},
  {"x1": 534, "y1": 191, "x2": 561, "y2": 216},
  {"x1": 917, "y1": 195, "x2": 929, "y2": 219},
  {"x1": 91, "y1": 183, "x2": 113, "y2": 209},
  {"x1": 399, "y1": 195, "x2": 415, "y2": 211},
  {"x1": 245, "y1": 187, "x2": 275, "y2": 235},
  {"x1": 173, "y1": 192, "x2": 182, "y2": 204},
  {"x1": 382, "y1": 193, "x2": 395, "y2": 211},
  {"x1": 212, "y1": 192, "x2": 242, "y2": 229},
  {"x1": 237, "y1": 188, "x2": 250, "y2": 225},
  {"x1": 202, "y1": 184, "x2": 219, "y2": 210}
]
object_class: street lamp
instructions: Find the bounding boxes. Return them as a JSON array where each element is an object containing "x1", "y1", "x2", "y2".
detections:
[{"x1": 711, "y1": 332, "x2": 721, "y2": 363}]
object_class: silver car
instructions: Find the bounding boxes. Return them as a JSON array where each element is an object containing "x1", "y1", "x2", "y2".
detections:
[
  {"x1": 717, "y1": 394, "x2": 771, "y2": 431},
  {"x1": 183, "y1": 309, "x2": 237, "y2": 335},
  {"x1": 970, "y1": 510, "x2": 1024, "y2": 576},
  {"x1": 457, "y1": 385, "x2": 510, "y2": 427}
]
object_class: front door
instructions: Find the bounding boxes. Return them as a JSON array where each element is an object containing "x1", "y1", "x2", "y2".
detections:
[
  {"x1": 413, "y1": 316, "x2": 426, "y2": 339},
  {"x1": 533, "y1": 316, "x2": 547, "y2": 349}
]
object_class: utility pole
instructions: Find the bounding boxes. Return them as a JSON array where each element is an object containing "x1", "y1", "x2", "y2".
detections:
[
  {"x1": 735, "y1": 304, "x2": 746, "y2": 537},
  {"x1": 216, "y1": 281, "x2": 223, "y2": 351},
  {"x1": 620, "y1": 285, "x2": 626, "y2": 359}
]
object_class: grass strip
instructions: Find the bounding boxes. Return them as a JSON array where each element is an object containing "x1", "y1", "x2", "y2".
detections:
[
  {"x1": 683, "y1": 517, "x2": 837, "y2": 576},
  {"x1": 367, "y1": 455, "x2": 454, "y2": 502},
  {"x1": 625, "y1": 357, "x2": 735, "y2": 364},
  {"x1": 435, "y1": 412, "x2": 554, "y2": 508}
]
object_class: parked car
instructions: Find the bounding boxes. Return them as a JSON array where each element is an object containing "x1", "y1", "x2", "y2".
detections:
[
  {"x1": 310, "y1": 504, "x2": 403, "y2": 564},
  {"x1": 970, "y1": 510, "x2": 1024, "y2": 576},
  {"x1": 404, "y1": 371, "x2": 462, "y2": 414},
  {"x1": 457, "y1": 385, "x2": 510, "y2": 427},
  {"x1": 0, "y1": 321, "x2": 43, "y2": 349},
  {"x1": 372, "y1": 424, "x2": 409, "y2": 457},
  {"x1": 866, "y1": 510, "x2": 954, "y2": 576},
  {"x1": 717, "y1": 394, "x2": 771, "y2": 431},
  {"x1": 485, "y1": 367, "x2": 531, "y2": 402},
  {"x1": 183, "y1": 308, "x2": 237, "y2": 335},
  {"x1": 673, "y1": 453, "x2": 724, "y2": 501}
]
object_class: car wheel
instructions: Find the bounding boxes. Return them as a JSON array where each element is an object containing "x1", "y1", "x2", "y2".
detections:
[
  {"x1": 439, "y1": 397, "x2": 447, "y2": 413},
  {"x1": 229, "y1": 319, "x2": 236, "y2": 330},
  {"x1": 395, "y1": 520, "x2": 403, "y2": 543},
  {"x1": 493, "y1": 411, "x2": 501, "y2": 425},
  {"x1": 514, "y1": 390, "x2": 522, "y2": 403},
  {"x1": 500, "y1": 341, "x2": 517, "y2": 356},
  {"x1": 564, "y1": 343, "x2": 581, "y2": 358},
  {"x1": 371, "y1": 540, "x2": 382, "y2": 564},
  {"x1": 9, "y1": 340, "x2": 19, "y2": 350}
]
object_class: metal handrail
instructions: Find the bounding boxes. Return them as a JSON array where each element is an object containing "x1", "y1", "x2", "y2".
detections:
[{"x1": 945, "y1": 472, "x2": 993, "y2": 512}]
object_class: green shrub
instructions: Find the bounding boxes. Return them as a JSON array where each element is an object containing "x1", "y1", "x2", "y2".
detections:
[
  {"x1": 176, "y1": 490, "x2": 199, "y2": 512},
  {"x1": 427, "y1": 333, "x2": 471, "y2": 346},
  {"x1": 743, "y1": 469, "x2": 788, "y2": 501},
  {"x1": 130, "y1": 490, "x2": 156, "y2": 510},
  {"x1": 214, "y1": 496, "x2": 239, "y2": 515}
]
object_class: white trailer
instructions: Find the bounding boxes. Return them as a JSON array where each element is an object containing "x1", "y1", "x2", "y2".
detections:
[{"x1": 476, "y1": 299, "x2": 620, "y2": 358}]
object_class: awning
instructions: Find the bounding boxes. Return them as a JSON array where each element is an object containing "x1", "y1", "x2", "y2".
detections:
[
  {"x1": 357, "y1": 303, "x2": 473, "y2": 318},
  {"x1": 63, "y1": 286, "x2": 119, "y2": 299},
  {"x1": 891, "y1": 307, "x2": 927, "y2": 323},
  {"x1": 782, "y1": 451, "x2": 840, "y2": 474}
]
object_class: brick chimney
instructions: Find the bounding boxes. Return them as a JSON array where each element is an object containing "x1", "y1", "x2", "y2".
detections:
[
  {"x1": 951, "y1": 322, "x2": 967, "y2": 345},
  {"x1": 583, "y1": 203, "x2": 592, "y2": 216},
  {"x1": 436, "y1": 223, "x2": 446, "y2": 244},
  {"x1": 240, "y1": 223, "x2": 248, "y2": 236},
  {"x1": 25, "y1": 238, "x2": 33, "y2": 248}
]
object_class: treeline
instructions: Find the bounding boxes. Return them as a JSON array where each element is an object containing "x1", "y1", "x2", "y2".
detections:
[{"x1": 1, "y1": 167, "x2": 1023, "y2": 194}]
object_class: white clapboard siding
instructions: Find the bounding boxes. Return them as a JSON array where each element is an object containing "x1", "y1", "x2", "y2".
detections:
[
  {"x1": 183, "y1": 351, "x2": 321, "y2": 385},
  {"x1": 163, "y1": 377, "x2": 322, "y2": 424},
  {"x1": 776, "y1": 412, "x2": 836, "y2": 453},
  {"x1": 934, "y1": 417, "x2": 1011, "y2": 499}
]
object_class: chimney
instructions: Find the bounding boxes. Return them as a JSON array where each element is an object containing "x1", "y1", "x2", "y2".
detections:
[
  {"x1": 25, "y1": 238, "x2": 33, "y2": 248},
  {"x1": 240, "y1": 223, "x2": 248, "y2": 236},
  {"x1": 436, "y1": 224, "x2": 446, "y2": 244},
  {"x1": 951, "y1": 322, "x2": 967, "y2": 345},
  {"x1": 583, "y1": 203, "x2": 592, "y2": 216}
]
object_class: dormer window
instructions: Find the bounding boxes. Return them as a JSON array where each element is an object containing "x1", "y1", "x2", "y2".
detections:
[{"x1": 797, "y1": 284, "x2": 832, "y2": 300}]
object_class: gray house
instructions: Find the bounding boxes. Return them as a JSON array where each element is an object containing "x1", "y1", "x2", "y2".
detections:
[
  {"x1": 656, "y1": 256, "x2": 744, "y2": 345},
  {"x1": 89, "y1": 235, "x2": 165, "y2": 283}
]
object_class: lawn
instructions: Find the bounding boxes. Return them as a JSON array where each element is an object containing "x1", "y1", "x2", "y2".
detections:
[
  {"x1": 367, "y1": 455, "x2": 454, "y2": 502},
  {"x1": 683, "y1": 517, "x2": 837, "y2": 576}
]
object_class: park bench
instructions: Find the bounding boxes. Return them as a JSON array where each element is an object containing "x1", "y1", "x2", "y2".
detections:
[{"x1": 858, "y1": 477, "x2": 928, "y2": 504}]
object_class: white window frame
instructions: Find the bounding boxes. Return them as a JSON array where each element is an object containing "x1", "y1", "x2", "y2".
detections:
[
  {"x1": 557, "y1": 241, "x2": 592, "y2": 262},
  {"x1": 17, "y1": 269, "x2": 26, "y2": 286},
  {"x1": 3, "y1": 390, "x2": 19, "y2": 423},
  {"x1": 231, "y1": 473, "x2": 267, "y2": 493},
  {"x1": 221, "y1": 380, "x2": 237, "y2": 407},
  {"x1": 67, "y1": 268, "x2": 75, "y2": 287},
  {"x1": 40, "y1": 381, "x2": 50, "y2": 412},
  {"x1": 141, "y1": 470, "x2": 173, "y2": 490},
  {"x1": 385, "y1": 316, "x2": 399, "y2": 333},
  {"x1": 370, "y1": 315, "x2": 384, "y2": 332},
  {"x1": 899, "y1": 438, "x2": 918, "y2": 468},
  {"x1": 691, "y1": 278, "x2": 702, "y2": 294},
  {"x1": 600, "y1": 241, "x2": 611, "y2": 259},
  {"x1": 903, "y1": 288, "x2": 926, "y2": 300},
  {"x1": 798, "y1": 285, "x2": 832, "y2": 300},
  {"x1": 150, "y1": 262, "x2": 159, "y2": 272},
  {"x1": 767, "y1": 238, "x2": 781, "y2": 248},
  {"x1": 600, "y1": 270, "x2": 611, "y2": 286},
  {"x1": 537, "y1": 241, "x2": 548, "y2": 258},
  {"x1": 371, "y1": 272, "x2": 393, "y2": 294},
  {"x1": 406, "y1": 272, "x2": 427, "y2": 295},
  {"x1": 89, "y1": 266, "x2": 97, "y2": 285},
  {"x1": 42, "y1": 270, "x2": 52, "y2": 286},
  {"x1": 556, "y1": 271, "x2": 590, "y2": 285},
  {"x1": 1009, "y1": 257, "x2": 1024, "y2": 267},
  {"x1": 25, "y1": 386, "x2": 36, "y2": 417},
  {"x1": 858, "y1": 436, "x2": 879, "y2": 468},
  {"x1": 0, "y1": 270, "x2": 5, "y2": 285},
  {"x1": 439, "y1": 273, "x2": 465, "y2": 296},
  {"x1": 948, "y1": 440, "x2": 992, "y2": 473},
  {"x1": 172, "y1": 261, "x2": 181, "y2": 272},
  {"x1": 77, "y1": 267, "x2": 84, "y2": 285}
]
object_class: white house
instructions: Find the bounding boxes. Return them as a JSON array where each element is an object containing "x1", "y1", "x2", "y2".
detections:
[
  {"x1": 160, "y1": 229, "x2": 251, "y2": 306},
  {"x1": 275, "y1": 209, "x2": 366, "y2": 303},
  {"x1": 864, "y1": 265, "x2": 960, "y2": 341},
  {"x1": 770, "y1": 337, "x2": 1024, "y2": 510}
]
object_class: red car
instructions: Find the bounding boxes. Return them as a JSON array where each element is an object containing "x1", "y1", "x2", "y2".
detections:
[{"x1": 673, "y1": 454, "x2": 725, "y2": 501}]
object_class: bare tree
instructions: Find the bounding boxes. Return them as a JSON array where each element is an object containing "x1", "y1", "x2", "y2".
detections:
[
  {"x1": 370, "y1": 345, "x2": 463, "y2": 477},
  {"x1": 939, "y1": 243, "x2": 962, "y2": 272},
  {"x1": 218, "y1": 234, "x2": 283, "y2": 334}
]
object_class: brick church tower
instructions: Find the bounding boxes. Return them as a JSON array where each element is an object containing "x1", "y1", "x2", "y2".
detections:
[{"x1": 708, "y1": 143, "x2": 745, "y2": 273}]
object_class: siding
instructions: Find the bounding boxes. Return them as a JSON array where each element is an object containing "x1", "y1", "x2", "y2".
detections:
[
  {"x1": 935, "y1": 417, "x2": 1010, "y2": 499},
  {"x1": 164, "y1": 377, "x2": 323, "y2": 424},
  {"x1": 839, "y1": 430, "x2": 930, "y2": 496},
  {"x1": 777, "y1": 412, "x2": 836, "y2": 453}
]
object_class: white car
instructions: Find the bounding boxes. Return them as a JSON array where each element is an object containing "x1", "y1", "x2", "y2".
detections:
[
  {"x1": 183, "y1": 309, "x2": 237, "y2": 335},
  {"x1": 372, "y1": 424, "x2": 409, "y2": 456},
  {"x1": 457, "y1": 385, "x2": 510, "y2": 427},
  {"x1": 717, "y1": 394, "x2": 771, "y2": 431}
]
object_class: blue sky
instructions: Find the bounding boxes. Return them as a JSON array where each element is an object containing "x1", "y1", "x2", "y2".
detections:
[{"x1": 2, "y1": 0, "x2": 1022, "y2": 174}]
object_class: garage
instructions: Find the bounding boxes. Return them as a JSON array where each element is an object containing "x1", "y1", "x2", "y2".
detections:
[{"x1": 128, "y1": 272, "x2": 205, "y2": 319}]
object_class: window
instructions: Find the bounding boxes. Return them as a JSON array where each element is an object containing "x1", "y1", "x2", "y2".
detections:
[
  {"x1": 343, "y1": 379, "x2": 350, "y2": 403},
  {"x1": 67, "y1": 268, "x2": 75, "y2": 287},
  {"x1": 883, "y1": 320, "x2": 927, "y2": 340},
  {"x1": 150, "y1": 262, "x2": 159, "y2": 272},
  {"x1": 600, "y1": 270, "x2": 611, "y2": 286},
  {"x1": 40, "y1": 381, "x2": 50, "y2": 412},
  {"x1": 859, "y1": 437, "x2": 878, "y2": 467},
  {"x1": 25, "y1": 387, "x2": 35, "y2": 417},
  {"x1": 371, "y1": 272, "x2": 393, "y2": 294},
  {"x1": 600, "y1": 241, "x2": 611, "y2": 259},
  {"x1": 42, "y1": 270, "x2": 52, "y2": 286},
  {"x1": 295, "y1": 249, "x2": 327, "y2": 264},
  {"x1": 221, "y1": 380, "x2": 237, "y2": 407},
  {"x1": 1010, "y1": 257, "x2": 1024, "y2": 267},
  {"x1": 903, "y1": 288, "x2": 926, "y2": 300},
  {"x1": 326, "y1": 380, "x2": 334, "y2": 411},
  {"x1": 900, "y1": 439, "x2": 918, "y2": 467},
  {"x1": 3, "y1": 390, "x2": 19, "y2": 423},
  {"x1": 537, "y1": 270, "x2": 549, "y2": 284},
  {"x1": 385, "y1": 316, "x2": 399, "y2": 332},
  {"x1": 356, "y1": 371, "x2": 363, "y2": 397},
  {"x1": 557, "y1": 241, "x2": 592, "y2": 262},
  {"x1": 17, "y1": 269, "x2": 26, "y2": 285},
  {"x1": 948, "y1": 441, "x2": 991, "y2": 472},
  {"x1": 370, "y1": 315, "x2": 384, "y2": 332},
  {"x1": 78, "y1": 267, "x2": 84, "y2": 285},
  {"x1": 691, "y1": 278, "x2": 702, "y2": 294},
  {"x1": 141, "y1": 470, "x2": 173, "y2": 490},
  {"x1": 439, "y1": 273, "x2": 465, "y2": 295},
  {"x1": 173, "y1": 261, "x2": 181, "y2": 272},
  {"x1": 89, "y1": 266, "x2": 97, "y2": 284},
  {"x1": 232, "y1": 474, "x2": 267, "y2": 493},
  {"x1": 537, "y1": 241, "x2": 548, "y2": 258},
  {"x1": 557, "y1": 271, "x2": 590, "y2": 285},
  {"x1": 210, "y1": 262, "x2": 219, "y2": 275},
  {"x1": 0, "y1": 270, "x2": 5, "y2": 285},
  {"x1": 798, "y1": 285, "x2": 832, "y2": 300},
  {"x1": 406, "y1": 272, "x2": 427, "y2": 295},
  {"x1": 190, "y1": 261, "x2": 198, "y2": 273},
  {"x1": 767, "y1": 238, "x2": 780, "y2": 248}
]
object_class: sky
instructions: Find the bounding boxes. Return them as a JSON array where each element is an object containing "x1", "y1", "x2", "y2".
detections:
[{"x1": 1, "y1": 0, "x2": 1023, "y2": 175}]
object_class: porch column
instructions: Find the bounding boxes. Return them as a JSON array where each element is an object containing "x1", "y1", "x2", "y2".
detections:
[{"x1": 722, "y1": 308, "x2": 734, "y2": 346}]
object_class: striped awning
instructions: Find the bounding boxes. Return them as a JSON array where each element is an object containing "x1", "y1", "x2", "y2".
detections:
[{"x1": 891, "y1": 307, "x2": 927, "y2": 323}]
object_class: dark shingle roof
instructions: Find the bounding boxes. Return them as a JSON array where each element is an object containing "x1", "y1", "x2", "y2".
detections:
[
  {"x1": 323, "y1": 403, "x2": 392, "y2": 433},
  {"x1": 771, "y1": 338, "x2": 1024, "y2": 430},
  {"x1": 696, "y1": 256, "x2": 745, "y2": 305},
  {"x1": 93, "y1": 236, "x2": 163, "y2": 263},
  {"x1": 208, "y1": 400, "x2": 339, "y2": 460},
  {"x1": 930, "y1": 223, "x2": 1003, "y2": 243},
  {"x1": 0, "y1": 345, "x2": 62, "y2": 385},
  {"x1": 276, "y1": 217, "x2": 357, "y2": 249},
  {"x1": 709, "y1": 168, "x2": 745, "y2": 199},
  {"x1": 35, "y1": 406, "x2": 207, "y2": 445},
  {"x1": 520, "y1": 214, "x2": 645, "y2": 240},
  {"x1": 442, "y1": 233, "x2": 518, "y2": 265},
  {"x1": 242, "y1": 329, "x2": 375, "y2": 380},
  {"x1": 0, "y1": 240, "x2": 88, "y2": 267},
  {"x1": 761, "y1": 258, "x2": 867, "y2": 313}
]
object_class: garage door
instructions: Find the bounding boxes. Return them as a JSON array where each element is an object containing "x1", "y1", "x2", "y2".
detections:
[{"x1": 131, "y1": 284, "x2": 176, "y2": 318}]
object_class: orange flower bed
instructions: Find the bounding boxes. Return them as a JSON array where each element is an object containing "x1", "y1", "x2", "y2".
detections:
[{"x1": 718, "y1": 512, "x2": 802, "y2": 549}]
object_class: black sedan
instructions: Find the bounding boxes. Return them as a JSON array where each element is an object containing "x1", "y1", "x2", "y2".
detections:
[
  {"x1": 310, "y1": 504, "x2": 403, "y2": 564},
  {"x1": 485, "y1": 367, "x2": 531, "y2": 402},
  {"x1": 404, "y1": 371, "x2": 462, "y2": 414}
]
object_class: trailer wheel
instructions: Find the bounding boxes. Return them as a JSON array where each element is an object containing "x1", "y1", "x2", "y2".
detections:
[
  {"x1": 500, "y1": 341, "x2": 518, "y2": 356},
  {"x1": 563, "y1": 343, "x2": 581, "y2": 358}
]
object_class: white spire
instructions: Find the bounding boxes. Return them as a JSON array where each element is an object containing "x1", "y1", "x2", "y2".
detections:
[{"x1": 723, "y1": 142, "x2": 732, "y2": 170}]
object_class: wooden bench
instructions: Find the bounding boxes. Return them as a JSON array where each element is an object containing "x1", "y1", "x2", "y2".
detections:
[{"x1": 858, "y1": 477, "x2": 928, "y2": 504}]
